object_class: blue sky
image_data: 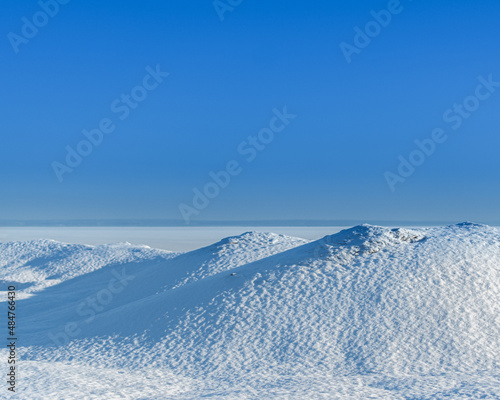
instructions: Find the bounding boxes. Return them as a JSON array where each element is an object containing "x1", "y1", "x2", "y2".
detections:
[{"x1": 1, "y1": 0, "x2": 499, "y2": 224}]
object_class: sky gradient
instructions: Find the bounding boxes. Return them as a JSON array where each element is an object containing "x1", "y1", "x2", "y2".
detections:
[{"x1": 1, "y1": 0, "x2": 499, "y2": 225}]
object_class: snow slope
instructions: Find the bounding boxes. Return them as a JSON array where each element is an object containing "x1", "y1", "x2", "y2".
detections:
[
  {"x1": 0, "y1": 240, "x2": 179, "y2": 300},
  {"x1": 3, "y1": 224, "x2": 500, "y2": 399}
]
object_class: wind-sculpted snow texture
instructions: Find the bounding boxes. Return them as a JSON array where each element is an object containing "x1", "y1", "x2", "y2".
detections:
[{"x1": 2, "y1": 224, "x2": 499, "y2": 399}]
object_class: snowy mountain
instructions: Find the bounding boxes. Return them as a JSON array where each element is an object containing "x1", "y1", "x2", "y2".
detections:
[{"x1": 3, "y1": 224, "x2": 499, "y2": 399}]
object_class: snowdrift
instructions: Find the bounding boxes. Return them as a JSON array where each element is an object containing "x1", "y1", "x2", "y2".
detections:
[
  {"x1": 3, "y1": 224, "x2": 500, "y2": 399},
  {"x1": 0, "y1": 240, "x2": 177, "y2": 299}
]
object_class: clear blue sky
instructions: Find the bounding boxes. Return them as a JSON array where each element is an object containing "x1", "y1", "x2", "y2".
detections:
[{"x1": 1, "y1": 0, "x2": 499, "y2": 224}]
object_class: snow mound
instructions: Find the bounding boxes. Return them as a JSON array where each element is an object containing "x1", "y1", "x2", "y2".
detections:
[
  {"x1": 13, "y1": 231, "x2": 309, "y2": 348},
  {"x1": 7, "y1": 224, "x2": 500, "y2": 399},
  {"x1": 310, "y1": 224, "x2": 426, "y2": 260},
  {"x1": 0, "y1": 239, "x2": 177, "y2": 299},
  {"x1": 165, "y1": 231, "x2": 309, "y2": 289}
]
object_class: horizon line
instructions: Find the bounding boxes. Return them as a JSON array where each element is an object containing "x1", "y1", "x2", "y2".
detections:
[{"x1": 0, "y1": 219, "x2": 498, "y2": 227}]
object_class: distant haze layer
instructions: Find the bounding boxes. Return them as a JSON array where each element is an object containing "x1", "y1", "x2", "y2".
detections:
[{"x1": 0, "y1": 226, "x2": 349, "y2": 251}]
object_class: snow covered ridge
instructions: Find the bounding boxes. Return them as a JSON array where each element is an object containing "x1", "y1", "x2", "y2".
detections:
[
  {"x1": 2, "y1": 224, "x2": 500, "y2": 399},
  {"x1": 165, "y1": 231, "x2": 309, "y2": 289},
  {"x1": 0, "y1": 231, "x2": 308, "y2": 300},
  {"x1": 0, "y1": 240, "x2": 179, "y2": 300}
]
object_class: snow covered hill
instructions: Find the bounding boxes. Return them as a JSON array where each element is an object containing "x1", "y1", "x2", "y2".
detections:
[
  {"x1": 0, "y1": 232, "x2": 307, "y2": 302},
  {"x1": 0, "y1": 240, "x2": 178, "y2": 300},
  {"x1": 2, "y1": 224, "x2": 500, "y2": 399}
]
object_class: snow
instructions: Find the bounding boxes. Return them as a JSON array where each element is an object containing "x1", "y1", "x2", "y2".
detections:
[
  {"x1": 0, "y1": 240, "x2": 178, "y2": 300},
  {"x1": 2, "y1": 224, "x2": 499, "y2": 399}
]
